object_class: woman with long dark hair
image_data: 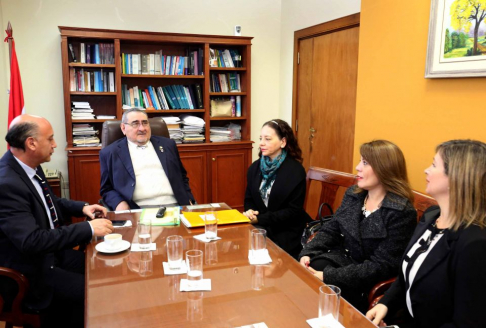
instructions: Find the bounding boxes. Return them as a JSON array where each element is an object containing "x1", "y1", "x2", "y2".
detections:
[{"x1": 243, "y1": 119, "x2": 310, "y2": 259}]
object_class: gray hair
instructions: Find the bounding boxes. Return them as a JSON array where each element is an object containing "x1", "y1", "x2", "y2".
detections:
[
  {"x1": 122, "y1": 108, "x2": 148, "y2": 123},
  {"x1": 5, "y1": 122, "x2": 39, "y2": 150}
]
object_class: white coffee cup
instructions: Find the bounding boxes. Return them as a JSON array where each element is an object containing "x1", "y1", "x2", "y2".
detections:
[{"x1": 104, "y1": 233, "x2": 122, "y2": 250}]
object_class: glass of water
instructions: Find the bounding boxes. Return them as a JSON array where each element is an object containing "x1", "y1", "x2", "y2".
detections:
[
  {"x1": 167, "y1": 235, "x2": 183, "y2": 269},
  {"x1": 138, "y1": 219, "x2": 152, "y2": 250},
  {"x1": 204, "y1": 207, "x2": 218, "y2": 240},
  {"x1": 186, "y1": 250, "x2": 203, "y2": 288}
]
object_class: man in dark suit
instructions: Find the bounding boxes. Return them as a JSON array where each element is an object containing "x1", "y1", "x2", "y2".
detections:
[
  {"x1": 100, "y1": 108, "x2": 195, "y2": 210},
  {"x1": 0, "y1": 114, "x2": 114, "y2": 327}
]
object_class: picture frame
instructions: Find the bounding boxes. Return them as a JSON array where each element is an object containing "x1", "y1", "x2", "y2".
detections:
[{"x1": 425, "y1": 0, "x2": 486, "y2": 78}]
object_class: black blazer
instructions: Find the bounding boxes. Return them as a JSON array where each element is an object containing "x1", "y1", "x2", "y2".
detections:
[
  {"x1": 99, "y1": 136, "x2": 195, "y2": 210},
  {"x1": 381, "y1": 206, "x2": 486, "y2": 327},
  {"x1": 244, "y1": 156, "x2": 310, "y2": 258},
  {"x1": 299, "y1": 186, "x2": 417, "y2": 293},
  {"x1": 0, "y1": 151, "x2": 92, "y2": 308}
]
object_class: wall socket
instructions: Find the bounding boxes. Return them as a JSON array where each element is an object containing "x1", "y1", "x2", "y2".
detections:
[{"x1": 234, "y1": 25, "x2": 241, "y2": 36}]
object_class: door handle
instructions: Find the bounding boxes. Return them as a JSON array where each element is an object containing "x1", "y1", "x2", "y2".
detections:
[{"x1": 309, "y1": 127, "x2": 316, "y2": 133}]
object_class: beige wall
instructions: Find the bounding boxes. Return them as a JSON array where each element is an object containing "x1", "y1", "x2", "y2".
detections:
[
  {"x1": 279, "y1": 0, "x2": 361, "y2": 122},
  {"x1": 355, "y1": 0, "x2": 486, "y2": 192},
  {"x1": 0, "y1": 0, "x2": 282, "y2": 178}
]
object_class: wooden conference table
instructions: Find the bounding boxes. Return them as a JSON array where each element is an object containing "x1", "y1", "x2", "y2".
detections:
[{"x1": 85, "y1": 207, "x2": 375, "y2": 327}]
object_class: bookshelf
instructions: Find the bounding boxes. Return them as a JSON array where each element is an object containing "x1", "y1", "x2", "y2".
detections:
[{"x1": 59, "y1": 27, "x2": 253, "y2": 211}]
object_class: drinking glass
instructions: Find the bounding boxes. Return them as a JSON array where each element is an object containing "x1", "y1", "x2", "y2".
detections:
[
  {"x1": 139, "y1": 251, "x2": 153, "y2": 277},
  {"x1": 186, "y1": 250, "x2": 203, "y2": 288},
  {"x1": 137, "y1": 220, "x2": 152, "y2": 250},
  {"x1": 167, "y1": 235, "x2": 183, "y2": 269},
  {"x1": 251, "y1": 265, "x2": 265, "y2": 290},
  {"x1": 205, "y1": 242, "x2": 218, "y2": 265},
  {"x1": 204, "y1": 208, "x2": 218, "y2": 240},
  {"x1": 319, "y1": 285, "x2": 341, "y2": 321},
  {"x1": 251, "y1": 228, "x2": 267, "y2": 259},
  {"x1": 186, "y1": 291, "x2": 203, "y2": 322}
]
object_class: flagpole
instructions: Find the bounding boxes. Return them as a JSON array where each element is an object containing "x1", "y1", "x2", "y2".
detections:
[{"x1": 6, "y1": 21, "x2": 12, "y2": 67}]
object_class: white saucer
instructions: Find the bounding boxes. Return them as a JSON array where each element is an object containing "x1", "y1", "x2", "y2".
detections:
[{"x1": 95, "y1": 240, "x2": 131, "y2": 254}]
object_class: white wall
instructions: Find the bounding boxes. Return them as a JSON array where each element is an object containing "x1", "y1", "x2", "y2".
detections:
[
  {"x1": 0, "y1": 0, "x2": 282, "y2": 178},
  {"x1": 279, "y1": 0, "x2": 361, "y2": 122}
]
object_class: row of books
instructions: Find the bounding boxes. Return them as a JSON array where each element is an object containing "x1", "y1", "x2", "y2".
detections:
[
  {"x1": 69, "y1": 43, "x2": 114, "y2": 64},
  {"x1": 69, "y1": 68, "x2": 115, "y2": 92},
  {"x1": 210, "y1": 73, "x2": 241, "y2": 93},
  {"x1": 72, "y1": 123, "x2": 101, "y2": 147},
  {"x1": 210, "y1": 123, "x2": 242, "y2": 142},
  {"x1": 209, "y1": 48, "x2": 242, "y2": 68},
  {"x1": 122, "y1": 84, "x2": 203, "y2": 110},
  {"x1": 121, "y1": 49, "x2": 203, "y2": 76}
]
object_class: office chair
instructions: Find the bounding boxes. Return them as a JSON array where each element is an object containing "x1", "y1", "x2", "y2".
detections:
[{"x1": 101, "y1": 117, "x2": 170, "y2": 148}]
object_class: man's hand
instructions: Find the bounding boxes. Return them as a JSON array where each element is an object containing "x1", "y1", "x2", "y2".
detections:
[
  {"x1": 89, "y1": 219, "x2": 114, "y2": 237},
  {"x1": 115, "y1": 201, "x2": 130, "y2": 211},
  {"x1": 243, "y1": 209, "x2": 259, "y2": 223},
  {"x1": 83, "y1": 204, "x2": 107, "y2": 219}
]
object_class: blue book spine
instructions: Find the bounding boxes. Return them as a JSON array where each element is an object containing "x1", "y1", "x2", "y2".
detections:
[
  {"x1": 236, "y1": 95, "x2": 242, "y2": 117},
  {"x1": 176, "y1": 85, "x2": 189, "y2": 108},
  {"x1": 95, "y1": 44, "x2": 100, "y2": 64},
  {"x1": 147, "y1": 86, "x2": 159, "y2": 109},
  {"x1": 169, "y1": 85, "x2": 183, "y2": 109}
]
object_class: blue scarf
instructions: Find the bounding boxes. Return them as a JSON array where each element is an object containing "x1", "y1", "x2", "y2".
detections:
[{"x1": 259, "y1": 149, "x2": 287, "y2": 199}]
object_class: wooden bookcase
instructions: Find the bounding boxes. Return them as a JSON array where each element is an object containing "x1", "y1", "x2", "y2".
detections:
[{"x1": 59, "y1": 27, "x2": 253, "y2": 211}]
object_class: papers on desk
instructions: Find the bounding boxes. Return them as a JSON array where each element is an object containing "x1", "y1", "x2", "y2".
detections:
[
  {"x1": 248, "y1": 249, "x2": 272, "y2": 265},
  {"x1": 180, "y1": 279, "x2": 211, "y2": 291},
  {"x1": 193, "y1": 233, "x2": 222, "y2": 243},
  {"x1": 163, "y1": 261, "x2": 188, "y2": 275},
  {"x1": 236, "y1": 323, "x2": 269, "y2": 328},
  {"x1": 180, "y1": 209, "x2": 250, "y2": 228},
  {"x1": 130, "y1": 243, "x2": 157, "y2": 251},
  {"x1": 307, "y1": 315, "x2": 345, "y2": 328},
  {"x1": 140, "y1": 207, "x2": 180, "y2": 226}
]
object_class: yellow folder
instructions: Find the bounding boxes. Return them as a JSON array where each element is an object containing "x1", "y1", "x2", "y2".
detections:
[{"x1": 180, "y1": 209, "x2": 250, "y2": 228}]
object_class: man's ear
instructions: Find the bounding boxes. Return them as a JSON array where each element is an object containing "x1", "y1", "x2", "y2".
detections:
[
  {"x1": 120, "y1": 123, "x2": 126, "y2": 135},
  {"x1": 25, "y1": 137, "x2": 36, "y2": 151}
]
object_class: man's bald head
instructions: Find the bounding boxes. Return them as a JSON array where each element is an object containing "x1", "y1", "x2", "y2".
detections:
[{"x1": 5, "y1": 115, "x2": 47, "y2": 150}]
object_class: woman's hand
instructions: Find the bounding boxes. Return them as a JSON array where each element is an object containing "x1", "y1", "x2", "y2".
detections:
[
  {"x1": 366, "y1": 303, "x2": 388, "y2": 326},
  {"x1": 243, "y1": 209, "x2": 259, "y2": 224},
  {"x1": 299, "y1": 256, "x2": 311, "y2": 268},
  {"x1": 307, "y1": 266, "x2": 324, "y2": 281}
]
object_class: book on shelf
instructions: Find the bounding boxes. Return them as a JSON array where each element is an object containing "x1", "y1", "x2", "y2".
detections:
[
  {"x1": 70, "y1": 68, "x2": 115, "y2": 92},
  {"x1": 96, "y1": 115, "x2": 116, "y2": 119},
  {"x1": 68, "y1": 44, "x2": 76, "y2": 62},
  {"x1": 236, "y1": 95, "x2": 242, "y2": 117},
  {"x1": 209, "y1": 48, "x2": 242, "y2": 68},
  {"x1": 80, "y1": 43, "x2": 85, "y2": 64}
]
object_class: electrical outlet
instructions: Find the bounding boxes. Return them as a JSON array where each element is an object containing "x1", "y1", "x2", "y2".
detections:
[{"x1": 234, "y1": 25, "x2": 241, "y2": 36}]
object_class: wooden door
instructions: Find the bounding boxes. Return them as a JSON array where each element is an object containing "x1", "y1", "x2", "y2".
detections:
[
  {"x1": 293, "y1": 14, "x2": 359, "y2": 172},
  {"x1": 292, "y1": 14, "x2": 360, "y2": 218}
]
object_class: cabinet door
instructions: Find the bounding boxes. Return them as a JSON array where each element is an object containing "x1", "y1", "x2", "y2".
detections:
[
  {"x1": 179, "y1": 150, "x2": 208, "y2": 205},
  {"x1": 210, "y1": 149, "x2": 250, "y2": 211},
  {"x1": 68, "y1": 154, "x2": 102, "y2": 205}
]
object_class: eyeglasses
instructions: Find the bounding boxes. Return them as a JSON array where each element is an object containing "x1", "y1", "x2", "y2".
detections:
[{"x1": 123, "y1": 120, "x2": 149, "y2": 128}]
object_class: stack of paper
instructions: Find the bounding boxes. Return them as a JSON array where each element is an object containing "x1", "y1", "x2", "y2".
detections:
[
  {"x1": 210, "y1": 123, "x2": 241, "y2": 142},
  {"x1": 72, "y1": 101, "x2": 95, "y2": 119},
  {"x1": 180, "y1": 114, "x2": 205, "y2": 144},
  {"x1": 73, "y1": 124, "x2": 101, "y2": 147}
]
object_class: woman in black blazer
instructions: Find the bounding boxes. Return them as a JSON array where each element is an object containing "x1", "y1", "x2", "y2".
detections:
[
  {"x1": 298, "y1": 140, "x2": 417, "y2": 313},
  {"x1": 367, "y1": 139, "x2": 486, "y2": 328},
  {"x1": 243, "y1": 119, "x2": 310, "y2": 259}
]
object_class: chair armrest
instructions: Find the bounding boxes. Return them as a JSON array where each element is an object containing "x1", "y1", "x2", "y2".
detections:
[
  {"x1": 368, "y1": 277, "x2": 396, "y2": 307},
  {"x1": 0, "y1": 267, "x2": 29, "y2": 315}
]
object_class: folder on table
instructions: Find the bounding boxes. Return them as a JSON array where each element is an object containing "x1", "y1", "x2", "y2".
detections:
[
  {"x1": 140, "y1": 207, "x2": 180, "y2": 226},
  {"x1": 180, "y1": 209, "x2": 250, "y2": 228}
]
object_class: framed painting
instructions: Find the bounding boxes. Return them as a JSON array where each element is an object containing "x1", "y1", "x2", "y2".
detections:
[{"x1": 426, "y1": 0, "x2": 486, "y2": 78}]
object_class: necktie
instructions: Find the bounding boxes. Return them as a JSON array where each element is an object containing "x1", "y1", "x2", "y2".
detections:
[{"x1": 34, "y1": 173, "x2": 60, "y2": 228}]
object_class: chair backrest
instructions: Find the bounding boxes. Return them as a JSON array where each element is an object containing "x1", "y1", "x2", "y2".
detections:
[
  {"x1": 305, "y1": 167, "x2": 357, "y2": 220},
  {"x1": 101, "y1": 117, "x2": 170, "y2": 148},
  {"x1": 0, "y1": 267, "x2": 41, "y2": 327},
  {"x1": 305, "y1": 166, "x2": 438, "y2": 221}
]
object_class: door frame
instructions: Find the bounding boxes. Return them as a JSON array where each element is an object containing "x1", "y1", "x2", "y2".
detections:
[{"x1": 291, "y1": 13, "x2": 360, "y2": 132}]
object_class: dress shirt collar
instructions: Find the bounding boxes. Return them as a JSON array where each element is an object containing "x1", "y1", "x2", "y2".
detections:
[
  {"x1": 127, "y1": 139, "x2": 151, "y2": 150},
  {"x1": 12, "y1": 155, "x2": 37, "y2": 179}
]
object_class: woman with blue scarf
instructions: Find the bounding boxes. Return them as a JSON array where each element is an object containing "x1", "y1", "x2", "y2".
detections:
[{"x1": 243, "y1": 119, "x2": 311, "y2": 259}]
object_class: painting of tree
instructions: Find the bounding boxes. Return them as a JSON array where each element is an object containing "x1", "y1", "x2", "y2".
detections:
[{"x1": 450, "y1": 0, "x2": 486, "y2": 55}]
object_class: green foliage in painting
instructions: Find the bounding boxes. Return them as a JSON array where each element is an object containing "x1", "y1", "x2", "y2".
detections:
[{"x1": 451, "y1": 0, "x2": 486, "y2": 55}]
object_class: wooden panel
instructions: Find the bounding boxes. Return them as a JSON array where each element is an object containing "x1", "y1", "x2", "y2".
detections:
[
  {"x1": 71, "y1": 155, "x2": 102, "y2": 205},
  {"x1": 179, "y1": 150, "x2": 208, "y2": 205},
  {"x1": 210, "y1": 149, "x2": 250, "y2": 211}
]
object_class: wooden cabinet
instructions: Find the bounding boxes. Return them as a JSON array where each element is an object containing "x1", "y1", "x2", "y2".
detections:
[{"x1": 59, "y1": 27, "x2": 253, "y2": 208}]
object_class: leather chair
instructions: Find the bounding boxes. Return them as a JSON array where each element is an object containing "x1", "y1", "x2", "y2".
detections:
[
  {"x1": 303, "y1": 166, "x2": 438, "y2": 310},
  {"x1": 0, "y1": 267, "x2": 41, "y2": 328},
  {"x1": 101, "y1": 117, "x2": 170, "y2": 148}
]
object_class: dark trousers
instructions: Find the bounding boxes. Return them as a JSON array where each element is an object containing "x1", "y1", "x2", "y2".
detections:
[
  {"x1": 310, "y1": 257, "x2": 368, "y2": 314},
  {"x1": 42, "y1": 249, "x2": 85, "y2": 328}
]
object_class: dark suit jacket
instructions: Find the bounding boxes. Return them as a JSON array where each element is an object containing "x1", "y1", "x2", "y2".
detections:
[
  {"x1": 299, "y1": 186, "x2": 417, "y2": 293},
  {"x1": 99, "y1": 136, "x2": 195, "y2": 210},
  {"x1": 381, "y1": 206, "x2": 486, "y2": 328},
  {"x1": 0, "y1": 151, "x2": 92, "y2": 308},
  {"x1": 244, "y1": 156, "x2": 310, "y2": 258}
]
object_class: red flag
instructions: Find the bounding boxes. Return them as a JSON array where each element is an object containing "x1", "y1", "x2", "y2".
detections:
[{"x1": 5, "y1": 29, "x2": 25, "y2": 128}]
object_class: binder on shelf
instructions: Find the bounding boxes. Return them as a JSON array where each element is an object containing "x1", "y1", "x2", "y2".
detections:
[{"x1": 180, "y1": 209, "x2": 250, "y2": 228}]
